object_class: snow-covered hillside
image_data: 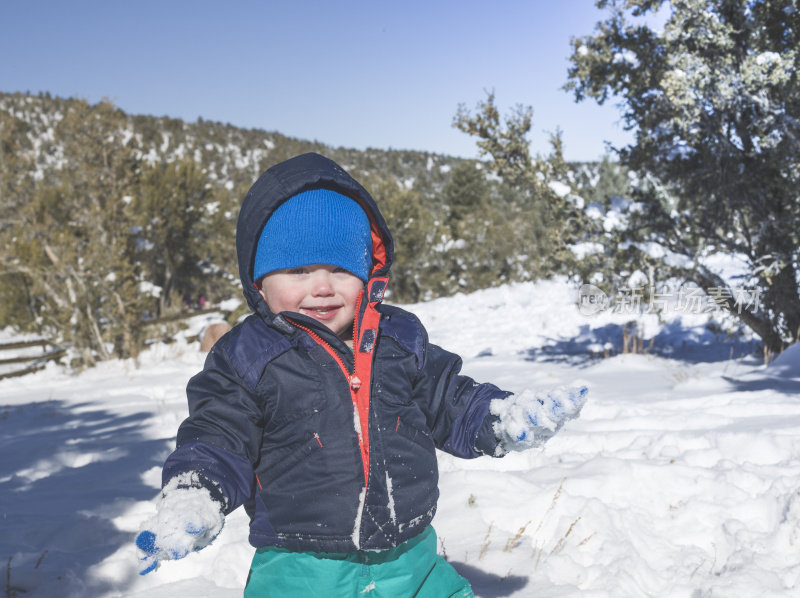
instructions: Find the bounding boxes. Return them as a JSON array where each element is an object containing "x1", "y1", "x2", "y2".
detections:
[{"x1": 1, "y1": 280, "x2": 798, "y2": 597}]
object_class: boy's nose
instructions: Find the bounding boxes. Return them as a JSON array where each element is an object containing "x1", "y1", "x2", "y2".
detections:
[{"x1": 310, "y1": 271, "x2": 334, "y2": 295}]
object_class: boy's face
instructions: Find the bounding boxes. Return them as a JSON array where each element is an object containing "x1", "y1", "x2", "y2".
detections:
[{"x1": 258, "y1": 265, "x2": 364, "y2": 339}]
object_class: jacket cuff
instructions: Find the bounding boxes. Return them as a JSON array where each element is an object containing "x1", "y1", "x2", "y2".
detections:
[
  {"x1": 162, "y1": 441, "x2": 255, "y2": 514},
  {"x1": 162, "y1": 470, "x2": 227, "y2": 509},
  {"x1": 473, "y1": 413, "x2": 501, "y2": 456}
]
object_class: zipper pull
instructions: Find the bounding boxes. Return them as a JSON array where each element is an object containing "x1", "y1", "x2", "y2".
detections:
[{"x1": 350, "y1": 375, "x2": 361, "y2": 390}]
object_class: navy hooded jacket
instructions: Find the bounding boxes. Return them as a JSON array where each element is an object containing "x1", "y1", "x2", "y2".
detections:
[{"x1": 162, "y1": 152, "x2": 511, "y2": 552}]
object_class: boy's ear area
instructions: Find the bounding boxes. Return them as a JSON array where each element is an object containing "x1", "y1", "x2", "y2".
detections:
[{"x1": 256, "y1": 279, "x2": 269, "y2": 304}]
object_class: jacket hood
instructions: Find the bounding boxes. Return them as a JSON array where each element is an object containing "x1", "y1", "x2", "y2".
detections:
[{"x1": 236, "y1": 153, "x2": 394, "y2": 317}]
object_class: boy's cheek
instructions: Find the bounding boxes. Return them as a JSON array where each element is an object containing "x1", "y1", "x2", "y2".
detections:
[{"x1": 257, "y1": 284, "x2": 281, "y2": 313}]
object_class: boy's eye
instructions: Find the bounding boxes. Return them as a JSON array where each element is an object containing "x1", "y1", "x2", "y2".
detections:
[
  {"x1": 333, "y1": 267, "x2": 348, "y2": 274},
  {"x1": 287, "y1": 267, "x2": 307, "y2": 275}
]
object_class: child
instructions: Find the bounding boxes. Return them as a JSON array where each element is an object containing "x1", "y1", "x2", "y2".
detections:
[{"x1": 136, "y1": 152, "x2": 587, "y2": 596}]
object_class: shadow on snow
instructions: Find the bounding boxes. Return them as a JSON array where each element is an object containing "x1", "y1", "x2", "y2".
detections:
[
  {"x1": 449, "y1": 561, "x2": 528, "y2": 597},
  {"x1": 721, "y1": 375, "x2": 800, "y2": 393},
  {"x1": 522, "y1": 321, "x2": 761, "y2": 367},
  {"x1": 0, "y1": 400, "x2": 169, "y2": 597}
]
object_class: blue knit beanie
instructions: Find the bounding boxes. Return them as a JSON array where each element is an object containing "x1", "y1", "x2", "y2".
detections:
[{"x1": 253, "y1": 189, "x2": 373, "y2": 283}]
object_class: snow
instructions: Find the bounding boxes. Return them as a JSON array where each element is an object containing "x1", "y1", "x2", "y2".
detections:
[
  {"x1": 491, "y1": 386, "x2": 588, "y2": 453},
  {"x1": 136, "y1": 475, "x2": 225, "y2": 574},
  {"x1": 699, "y1": 251, "x2": 752, "y2": 284},
  {"x1": 217, "y1": 298, "x2": 243, "y2": 313},
  {"x1": 621, "y1": 240, "x2": 695, "y2": 269},
  {"x1": 385, "y1": 472, "x2": 397, "y2": 525},
  {"x1": 351, "y1": 487, "x2": 367, "y2": 549},
  {"x1": 569, "y1": 241, "x2": 603, "y2": 259},
  {"x1": 756, "y1": 51, "x2": 781, "y2": 66},
  {"x1": 767, "y1": 342, "x2": 800, "y2": 378},
  {"x1": 2, "y1": 279, "x2": 800, "y2": 596},
  {"x1": 138, "y1": 281, "x2": 162, "y2": 298},
  {"x1": 613, "y1": 50, "x2": 639, "y2": 67},
  {"x1": 548, "y1": 181, "x2": 571, "y2": 198}
]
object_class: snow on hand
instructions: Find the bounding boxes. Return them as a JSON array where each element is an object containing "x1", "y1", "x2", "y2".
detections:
[
  {"x1": 136, "y1": 473, "x2": 225, "y2": 575},
  {"x1": 491, "y1": 386, "x2": 588, "y2": 453}
]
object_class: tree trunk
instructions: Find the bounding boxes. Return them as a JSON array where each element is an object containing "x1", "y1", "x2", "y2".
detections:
[
  {"x1": 766, "y1": 263, "x2": 800, "y2": 347},
  {"x1": 694, "y1": 268, "x2": 786, "y2": 355}
]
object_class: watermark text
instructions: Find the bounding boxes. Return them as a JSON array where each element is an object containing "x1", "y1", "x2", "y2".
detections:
[{"x1": 578, "y1": 284, "x2": 761, "y2": 316}]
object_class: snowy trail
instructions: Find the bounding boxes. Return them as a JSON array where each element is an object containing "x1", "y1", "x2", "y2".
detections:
[{"x1": 1, "y1": 281, "x2": 799, "y2": 597}]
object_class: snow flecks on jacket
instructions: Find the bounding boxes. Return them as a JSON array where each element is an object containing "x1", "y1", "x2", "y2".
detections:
[
  {"x1": 386, "y1": 471, "x2": 397, "y2": 525},
  {"x1": 398, "y1": 505, "x2": 436, "y2": 534},
  {"x1": 353, "y1": 408, "x2": 363, "y2": 444},
  {"x1": 359, "y1": 329, "x2": 377, "y2": 354},
  {"x1": 352, "y1": 486, "x2": 367, "y2": 549}
]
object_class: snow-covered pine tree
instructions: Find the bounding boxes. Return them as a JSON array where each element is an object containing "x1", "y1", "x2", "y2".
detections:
[
  {"x1": 566, "y1": 0, "x2": 800, "y2": 355},
  {"x1": 453, "y1": 92, "x2": 586, "y2": 281}
]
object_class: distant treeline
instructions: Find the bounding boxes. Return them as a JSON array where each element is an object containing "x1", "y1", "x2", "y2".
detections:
[{"x1": 0, "y1": 92, "x2": 619, "y2": 365}]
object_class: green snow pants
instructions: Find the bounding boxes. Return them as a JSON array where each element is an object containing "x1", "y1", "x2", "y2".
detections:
[{"x1": 244, "y1": 526, "x2": 473, "y2": 597}]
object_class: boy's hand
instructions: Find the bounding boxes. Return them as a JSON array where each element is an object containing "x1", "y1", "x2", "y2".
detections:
[
  {"x1": 490, "y1": 385, "x2": 588, "y2": 453},
  {"x1": 135, "y1": 482, "x2": 225, "y2": 574}
]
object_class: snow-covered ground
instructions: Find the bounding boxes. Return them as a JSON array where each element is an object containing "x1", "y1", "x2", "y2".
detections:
[{"x1": 1, "y1": 279, "x2": 799, "y2": 597}]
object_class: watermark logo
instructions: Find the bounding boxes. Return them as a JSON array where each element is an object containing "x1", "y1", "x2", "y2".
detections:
[
  {"x1": 578, "y1": 284, "x2": 610, "y2": 315},
  {"x1": 578, "y1": 284, "x2": 761, "y2": 315}
]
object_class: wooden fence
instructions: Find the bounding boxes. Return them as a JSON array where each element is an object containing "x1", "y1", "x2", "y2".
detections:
[
  {"x1": 0, "y1": 338, "x2": 65, "y2": 380},
  {"x1": 0, "y1": 308, "x2": 227, "y2": 380}
]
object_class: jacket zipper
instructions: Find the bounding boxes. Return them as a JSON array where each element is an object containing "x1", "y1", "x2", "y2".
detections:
[{"x1": 288, "y1": 290, "x2": 370, "y2": 487}]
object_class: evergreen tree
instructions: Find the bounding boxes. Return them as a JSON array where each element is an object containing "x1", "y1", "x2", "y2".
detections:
[
  {"x1": 440, "y1": 161, "x2": 549, "y2": 291},
  {"x1": 0, "y1": 99, "x2": 145, "y2": 364},
  {"x1": 131, "y1": 159, "x2": 211, "y2": 316},
  {"x1": 0, "y1": 111, "x2": 39, "y2": 329},
  {"x1": 566, "y1": 0, "x2": 800, "y2": 354},
  {"x1": 359, "y1": 173, "x2": 445, "y2": 302},
  {"x1": 574, "y1": 155, "x2": 632, "y2": 208},
  {"x1": 442, "y1": 160, "x2": 489, "y2": 233},
  {"x1": 453, "y1": 92, "x2": 586, "y2": 278}
]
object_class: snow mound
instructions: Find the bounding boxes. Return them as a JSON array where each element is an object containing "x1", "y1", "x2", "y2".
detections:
[{"x1": 767, "y1": 342, "x2": 800, "y2": 378}]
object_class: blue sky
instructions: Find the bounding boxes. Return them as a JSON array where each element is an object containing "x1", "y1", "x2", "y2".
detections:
[{"x1": 1, "y1": 0, "x2": 632, "y2": 162}]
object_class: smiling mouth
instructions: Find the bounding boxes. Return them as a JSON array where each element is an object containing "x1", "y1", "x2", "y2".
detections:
[{"x1": 301, "y1": 306, "x2": 341, "y2": 319}]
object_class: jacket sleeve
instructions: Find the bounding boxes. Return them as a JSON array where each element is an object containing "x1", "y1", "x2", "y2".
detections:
[
  {"x1": 161, "y1": 340, "x2": 265, "y2": 514},
  {"x1": 411, "y1": 336, "x2": 511, "y2": 459}
]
